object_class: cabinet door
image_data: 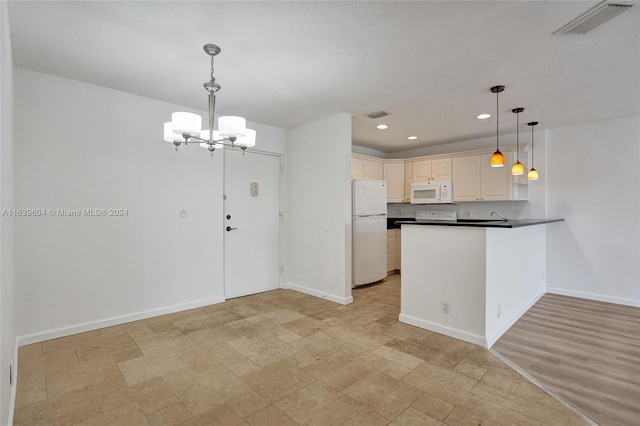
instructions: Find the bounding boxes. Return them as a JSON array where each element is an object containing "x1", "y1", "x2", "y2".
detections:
[
  {"x1": 412, "y1": 160, "x2": 432, "y2": 182},
  {"x1": 363, "y1": 159, "x2": 384, "y2": 180},
  {"x1": 387, "y1": 230, "x2": 396, "y2": 272},
  {"x1": 404, "y1": 162, "x2": 413, "y2": 202},
  {"x1": 431, "y1": 157, "x2": 452, "y2": 181},
  {"x1": 384, "y1": 162, "x2": 404, "y2": 203},
  {"x1": 452, "y1": 155, "x2": 481, "y2": 201},
  {"x1": 481, "y1": 152, "x2": 511, "y2": 200},
  {"x1": 351, "y1": 157, "x2": 364, "y2": 179}
]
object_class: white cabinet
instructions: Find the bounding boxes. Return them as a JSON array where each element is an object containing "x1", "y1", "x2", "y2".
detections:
[
  {"x1": 452, "y1": 149, "x2": 528, "y2": 202},
  {"x1": 411, "y1": 157, "x2": 452, "y2": 182},
  {"x1": 404, "y1": 161, "x2": 412, "y2": 203},
  {"x1": 383, "y1": 160, "x2": 404, "y2": 203},
  {"x1": 452, "y1": 155, "x2": 481, "y2": 202},
  {"x1": 351, "y1": 154, "x2": 384, "y2": 180},
  {"x1": 387, "y1": 229, "x2": 401, "y2": 273}
]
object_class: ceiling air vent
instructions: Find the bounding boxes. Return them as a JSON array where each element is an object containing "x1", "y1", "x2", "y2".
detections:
[
  {"x1": 554, "y1": 1, "x2": 634, "y2": 34},
  {"x1": 365, "y1": 111, "x2": 389, "y2": 119}
]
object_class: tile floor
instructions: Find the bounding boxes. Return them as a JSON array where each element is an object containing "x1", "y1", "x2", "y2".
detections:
[{"x1": 14, "y1": 275, "x2": 585, "y2": 425}]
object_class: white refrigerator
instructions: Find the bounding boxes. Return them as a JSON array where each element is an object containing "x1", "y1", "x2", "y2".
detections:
[{"x1": 352, "y1": 179, "x2": 388, "y2": 287}]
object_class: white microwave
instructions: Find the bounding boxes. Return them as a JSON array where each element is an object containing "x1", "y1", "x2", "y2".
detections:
[{"x1": 410, "y1": 180, "x2": 453, "y2": 204}]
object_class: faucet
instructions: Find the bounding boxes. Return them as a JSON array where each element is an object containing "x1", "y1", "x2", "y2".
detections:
[{"x1": 490, "y1": 211, "x2": 508, "y2": 222}]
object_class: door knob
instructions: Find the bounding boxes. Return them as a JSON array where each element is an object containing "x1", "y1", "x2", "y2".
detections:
[{"x1": 226, "y1": 226, "x2": 237, "y2": 232}]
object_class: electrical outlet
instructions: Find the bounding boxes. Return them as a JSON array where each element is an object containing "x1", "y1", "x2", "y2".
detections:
[
  {"x1": 497, "y1": 305, "x2": 501, "y2": 318},
  {"x1": 442, "y1": 301, "x2": 450, "y2": 314}
]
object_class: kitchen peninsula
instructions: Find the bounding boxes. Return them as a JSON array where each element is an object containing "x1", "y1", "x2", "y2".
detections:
[{"x1": 398, "y1": 219, "x2": 563, "y2": 348}]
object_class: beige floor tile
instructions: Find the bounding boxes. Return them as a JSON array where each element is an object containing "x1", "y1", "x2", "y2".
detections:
[
  {"x1": 445, "y1": 393, "x2": 540, "y2": 426},
  {"x1": 17, "y1": 346, "x2": 79, "y2": 377},
  {"x1": 276, "y1": 331, "x2": 303, "y2": 343},
  {"x1": 227, "y1": 390, "x2": 270, "y2": 417},
  {"x1": 180, "y1": 404, "x2": 247, "y2": 425},
  {"x1": 325, "y1": 325, "x2": 390, "y2": 352},
  {"x1": 14, "y1": 376, "x2": 133, "y2": 426},
  {"x1": 275, "y1": 381, "x2": 388, "y2": 426},
  {"x1": 45, "y1": 356, "x2": 121, "y2": 397},
  {"x1": 130, "y1": 376, "x2": 180, "y2": 415},
  {"x1": 185, "y1": 325, "x2": 242, "y2": 348},
  {"x1": 228, "y1": 359, "x2": 262, "y2": 377},
  {"x1": 463, "y1": 346, "x2": 522, "y2": 379},
  {"x1": 373, "y1": 345, "x2": 424, "y2": 370},
  {"x1": 290, "y1": 331, "x2": 348, "y2": 358},
  {"x1": 401, "y1": 362, "x2": 477, "y2": 405},
  {"x1": 15, "y1": 372, "x2": 46, "y2": 408},
  {"x1": 124, "y1": 321, "x2": 158, "y2": 342},
  {"x1": 237, "y1": 337, "x2": 301, "y2": 367},
  {"x1": 389, "y1": 407, "x2": 444, "y2": 425},
  {"x1": 145, "y1": 402, "x2": 193, "y2": 426},
  {"x1": 111, "y1": 346, "x2": 144, "y2": 364},
  {"x1": 76, "y1": 401, "x2": 148, "y2": 426},
  {"x1": 378, "y1": 361, "x2": 413, "y2": 380},
  {"x1": 117, "y1": 348, "x2": 187, "y2": 386},
  {"x1": 283, "y1": 352, "x2": 318, "y2": 369},
  {"x1": 303, "y1": 349, "x2": 385, "y2": 391},
  {"x1": 471, "y1": 370, "x2": 585, "y2": 425},
  {"x1": 282, "y1": 316, "x2": 331, "y2": 337},
  {"x1": 411, "y1": 393, "x2": 455, "y2": 421},
  {"x1": 384, "y1": 322, "x2": 433, "y2": 344},
  {"x1": 343, "y1": 371, "x2": 422, "y2": 420},
  {"x1": 41, "y1": 331, "x2": 101, "y2": 353},
  {"x1": 453, "y1": 359, "x2": 488, "y2": 380},
  {"x1": 135, "y1": 329, "x2": 199, "y2": 355},
  {"x1": 163, "y1": 366, "x2": 251, "y2": 415},
  {"x1": 174, "y1": 342, "x2": 247, "y2": 372},
  {"x1": 75, "y1": 333, "x2": 139, "y2": 362},
  {"x1": 245, "y1": 404, "x2": 297, "y2": 426},
  {"x1": 98, "y1": 325, "x2": 128, "y2": 339},
  {"x1": 243, "y1": 359, "x2": 316, "y2": 402}
]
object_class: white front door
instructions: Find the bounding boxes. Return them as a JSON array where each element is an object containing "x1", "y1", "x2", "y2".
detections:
[{"x1": 224, "y1": 149, "x2": 281, "y2": 299}]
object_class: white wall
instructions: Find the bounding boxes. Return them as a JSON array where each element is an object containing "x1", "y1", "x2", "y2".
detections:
[
  {"x1": 0, "y1": 2, "x2": 17, "y2": 423},
  {"x1": 546, "y1": 116, "x2": 640, "y2": 306},
  {"x1": 284, "y1": 114, "x2": 353, "y2": 304},
  {"x1": 12, "y1": 68, "x2": 287, "y2": 343}
]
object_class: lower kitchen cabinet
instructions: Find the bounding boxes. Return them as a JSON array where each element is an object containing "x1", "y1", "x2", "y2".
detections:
[{"x1": 387, "y1": 229, "x2": 401, "y2": 273}]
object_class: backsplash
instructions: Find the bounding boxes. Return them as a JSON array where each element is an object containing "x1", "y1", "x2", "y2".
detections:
[{"x1": 387, "y1": 201, "x2": 535, "y2": 220}]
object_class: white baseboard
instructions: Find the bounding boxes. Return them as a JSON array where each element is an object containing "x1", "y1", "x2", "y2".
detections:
[
  {"x1": 16, "y1": 296, "x2": 225, "y2": 346},
  {"x1": 281, "y1": 282, "x2": 353, "y2": 305},
  {"x1": 485, "y1": 289, "x2": 545, "y2": 348},
  {"x1": 398, "y1": 313, "x2": 486, "y2": 347},
  {"x1": 546, "y1": 287, "x2": 640, "y2": 308}
]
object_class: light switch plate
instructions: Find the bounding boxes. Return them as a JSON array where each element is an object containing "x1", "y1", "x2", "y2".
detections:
[{"x1": 179, "y1": 206, "x2": 187, "y2": 217}]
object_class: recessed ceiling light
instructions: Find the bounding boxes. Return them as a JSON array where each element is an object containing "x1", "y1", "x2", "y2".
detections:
[
  {"x1": 407, "y1": 136, "x2": 418, "y2": 140},
  {"x1": 376, "y1": 124, "x2": 388, "y2": 130},
  {"x1": 477, "y1": 113, "x2": 491, "y2": 119}
]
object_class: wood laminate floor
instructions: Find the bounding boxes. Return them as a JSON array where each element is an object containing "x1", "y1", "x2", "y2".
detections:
[{"x1": 493, "y1": 293, "x2": 640, "y2": 426}]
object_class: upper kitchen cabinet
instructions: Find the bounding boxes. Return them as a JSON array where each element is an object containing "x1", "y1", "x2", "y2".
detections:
[
  {"x1": 383, "y1": 160, "x2": 404, "y2": 203},
  {"x1": 452, "y1": 148, "x2": 529, "y2": 202},
  {"x1": 351, "y1": 153, "x2": 384, "y2": 180},
  {"x1": 411, "y1": 157, "x2": 452, "y2": 182}
]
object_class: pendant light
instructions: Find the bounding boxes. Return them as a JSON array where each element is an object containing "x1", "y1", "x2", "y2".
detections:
[
  {"x1": 527, "y1": 121, "x2": 539, "y2": 180},
  {"x1": 511, "y1": 107, "x2": 525, "y2": 175},
  {"x1": 490, "y1": 85, "x2": 505, "y2": 167}
]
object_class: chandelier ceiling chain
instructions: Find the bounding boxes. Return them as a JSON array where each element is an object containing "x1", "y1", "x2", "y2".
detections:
[{"x1": 163, "y1": 43, "x2": 256, "y2": 156}]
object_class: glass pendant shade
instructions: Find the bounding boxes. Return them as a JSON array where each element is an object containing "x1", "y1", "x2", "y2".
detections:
[
  {"x1": 527, "y1": 168, "x2": 539, "y2": 180},
  {"x1": 199, "y1": 130, "x2": 223, "y2": 149},
  {"x1": 512, "y1": 161, "x2": 525, "y2": 175},
  {"x1": 171, "y1": 112, "x2": 202, "y2": 136},
  {"x1": 164, "y1": 122, "x2": 184, "y2": 143},
  {"x1": 218, "y1": 116, "x2": 247, "y2": 137},
  {"x1": 236, "y1": 128, "x2": 256, "y2": 148},
  {"x1": 490, "y1": 150, "x2": 505, "y2": 167}
]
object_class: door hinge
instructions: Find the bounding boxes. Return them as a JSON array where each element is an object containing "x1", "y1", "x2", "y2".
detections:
[
  {"x1": 223, "y1": 194, "x2": 227, "y2": 200},
  {"x1": 279, "y1": 266, "x2": 284, "y2": 274}
]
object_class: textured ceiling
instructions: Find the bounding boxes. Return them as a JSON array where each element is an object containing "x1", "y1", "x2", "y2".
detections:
[{"x1": 7, "y1": 1, "x2": 640, "y2": 153}]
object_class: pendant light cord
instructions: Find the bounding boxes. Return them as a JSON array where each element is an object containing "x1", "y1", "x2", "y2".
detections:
[
  {"x1": 496, "y1": 90, "x2": 499, "y2": 151},
  {"x1": 531, "y1": 125, "x2": 534, "y2": 166},
  {"x1": 516, "y1": 111, "x2": 519, "y2": 161}
]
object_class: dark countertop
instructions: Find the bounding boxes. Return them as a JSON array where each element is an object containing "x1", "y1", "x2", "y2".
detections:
[{"x1": 394, "y1": 218, "x2": 564, "y2": 229}]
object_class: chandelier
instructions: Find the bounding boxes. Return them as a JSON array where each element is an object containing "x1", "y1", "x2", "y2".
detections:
[{"x1": 163, "y1": 44, "x2": 256, "y2": 155}]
